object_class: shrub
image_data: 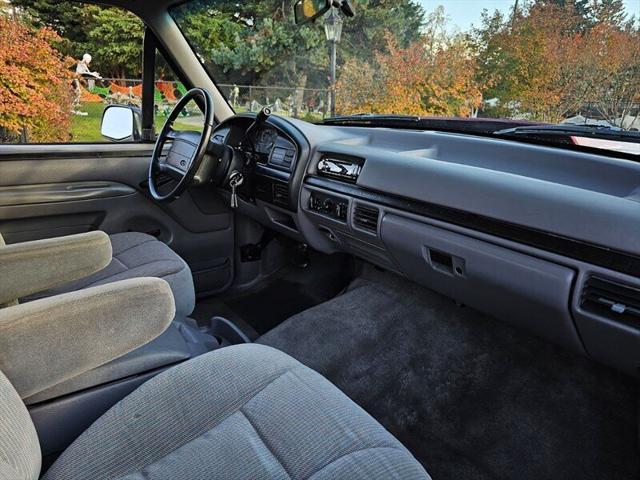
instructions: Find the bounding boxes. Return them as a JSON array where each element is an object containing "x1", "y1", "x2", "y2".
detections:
[{"x1": 0, "y1": 15, "x2": 73, "y2": 142}]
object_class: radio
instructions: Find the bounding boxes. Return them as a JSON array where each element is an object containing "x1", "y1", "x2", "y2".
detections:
[{"x1": 317, "y1": 157, "x2": 363, "y2": 183}]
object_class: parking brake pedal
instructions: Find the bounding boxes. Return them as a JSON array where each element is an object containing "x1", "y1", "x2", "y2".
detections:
[{"x1": 240, "y1": 230, "x2": 278, "y2": 262}]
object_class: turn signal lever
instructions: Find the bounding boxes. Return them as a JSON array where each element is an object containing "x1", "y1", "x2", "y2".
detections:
[
  {"x1": 206, "y1": 141, "x2": 235, "y2": 187},
  {"x1": 255, "y1": 106, "x2": 272, "y2": 125}
]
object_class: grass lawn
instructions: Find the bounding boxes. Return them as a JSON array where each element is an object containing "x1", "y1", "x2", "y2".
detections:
[
  {"x1": 70, "y1": 101, "x2": 325, "y2": 143},
  {"x1": 71, "y1": 103, "x2": 106, "y2": 143},
  {"x1": 70, "y1": 102, "x2": 201, "y2": 143}
]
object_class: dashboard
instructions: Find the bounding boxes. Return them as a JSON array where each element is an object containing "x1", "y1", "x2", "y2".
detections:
[
  {"x1": 213, "y1": 122, "x2": 298, "y2": 172},
  {"x1": 210, "y1": 113, "x2": 640, "y2": 378}
]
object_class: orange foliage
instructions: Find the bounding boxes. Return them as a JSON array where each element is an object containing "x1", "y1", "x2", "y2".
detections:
[
  {"x1": 0, "y1": 16, "x2": 73, "y2": 142},
  {"x1": 109, "y1": 82, "x2": 143, "y2": 97},
  {"x1": 157, "y1": 81, "x2": 177, "y2": 102},
  {"x1": 575, "y1": 23, "x2": 640, "y2": 125},
  {"x1": 496, "y1": 3, "x2": 588, "y2": 122},
  {"x1": 474, "y1": 2, "x2": 640, "y2": 124},
  {"x1": 80, "y1": 87, "x2": 103, "y2": 103},
  {"x1": 337, "y1": 33, "x2": 482, "y2": 117},
  {"x1": 333, "y1": 59, "x2": 384, "y2": 115}
]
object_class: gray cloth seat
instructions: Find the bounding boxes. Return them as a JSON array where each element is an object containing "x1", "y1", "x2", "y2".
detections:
[
  {"x1": 41, "y1": 344, "x2": 430, "y2": 480},
  {"x1": 25, "y1": 232, "x2": 195, "y2": 317}
]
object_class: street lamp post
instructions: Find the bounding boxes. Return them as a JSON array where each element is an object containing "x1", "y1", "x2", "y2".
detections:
[{"x1": 324, "y1": 8, "x2": 343, "y2": 118}]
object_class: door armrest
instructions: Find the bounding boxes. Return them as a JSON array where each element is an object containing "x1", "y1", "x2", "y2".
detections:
[{"x1": 0, "y1": 231, "x2": 112, "y2": 306}]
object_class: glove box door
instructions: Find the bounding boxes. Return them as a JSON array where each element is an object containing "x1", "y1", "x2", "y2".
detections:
[{"x1": 381, "y1": 214, "x2": 584, "y2": 353}]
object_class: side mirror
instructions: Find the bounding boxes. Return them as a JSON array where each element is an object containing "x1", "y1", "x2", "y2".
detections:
[
  {"x1": 294, "y1": 0, "x2": 331, "y2": 25},
  {"x1": 101, "y1": 105, "x2": 142, "y2": 142}
]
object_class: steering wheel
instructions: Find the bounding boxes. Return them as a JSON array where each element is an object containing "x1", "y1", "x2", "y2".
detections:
[{"x1": 149, "y1": 88, "x2": 214, "y2": 202}]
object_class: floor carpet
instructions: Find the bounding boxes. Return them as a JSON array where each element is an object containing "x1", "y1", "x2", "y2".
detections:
[{"x1": 258, "y1": 266, "x2": 640, "y2": 480}]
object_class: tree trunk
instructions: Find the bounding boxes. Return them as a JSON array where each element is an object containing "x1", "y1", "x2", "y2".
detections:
[{"x1": 295, "y1": 72, "x2": 308, "y2": 116}]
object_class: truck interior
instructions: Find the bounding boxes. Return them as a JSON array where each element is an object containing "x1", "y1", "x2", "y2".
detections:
[{"x1": 0, "y1": 0, "x2": 639, "y2": 479}]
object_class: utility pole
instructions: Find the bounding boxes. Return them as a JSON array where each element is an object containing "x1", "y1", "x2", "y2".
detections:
[
  {"x1": 324, "y1": 8, "x2": 343, "y2": 118},
  {"x1": 329, "y1": 40, "x2": 337, "y2": 117},
  {"x1": 511, "y1": 0, "x2": 520, "y2": 30}
]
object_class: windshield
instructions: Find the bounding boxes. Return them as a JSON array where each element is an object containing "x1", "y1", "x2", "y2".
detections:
[{"x1": 171, "y1": 0, "x2": 640, "y2": 142}]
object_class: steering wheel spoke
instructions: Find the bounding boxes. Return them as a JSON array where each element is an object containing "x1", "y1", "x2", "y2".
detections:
[
  {"x1": 165, "y1": 128, "x2": 179, "y2": 141},
  {"x1": 148, "y1": 88, "x2": 214, "y2": 203},
  {"x1": 164, "y1": 162, "x2": 187, "y2": 180}
]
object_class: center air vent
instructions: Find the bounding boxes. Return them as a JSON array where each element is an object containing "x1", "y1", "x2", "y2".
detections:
[
  {"x1": 581, "y1": 276, "x2": 640, "y2": 327},
  {"x1": 353, "y1": 204, "x2": 380, "y2": 234}
]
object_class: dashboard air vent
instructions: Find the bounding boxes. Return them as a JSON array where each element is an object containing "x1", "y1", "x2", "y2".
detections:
[
  {"x1": 581, "y1": 276, "x2": 640, "y2": 327},
  {"x1": 353, "y1": 204, "x2": 380, "y2": 234},
  {"x1": 272, "y1": 183, "x2": 289, "y2": 208}
]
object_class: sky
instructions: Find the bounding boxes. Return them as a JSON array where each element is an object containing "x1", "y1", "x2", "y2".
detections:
[{"x1": 416, "y1": 0, "x2": 640, "y2": 32}]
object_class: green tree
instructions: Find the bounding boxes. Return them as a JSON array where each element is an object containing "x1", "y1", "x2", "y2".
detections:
[
  {"x1": 469, "y1": 9, "x2": 518, "y2": 116},
  {"x1": 9, "y1": 0, "x2": 91, "y2": 57},
  {"x1": 172, "y1": 0, "x2": 326, "y2": 91},
  {"x1": 591, "y1": 0, "x2": 628, "y2": 28},
  {"x1": 8, "y1": 0, "x2": 85, "y2": 39},
  {"x1": 340, "y1": 0, "x2": 425, "y2": 61},
  {"x1": 172, "y1": 0, "x2": 425, "y2": 91},
  {"x1": 8, "y1": 1, "x2": 143, "y2": 78},
  {"x1": 85, "y1": 7, "x2": 144, "y2": 79},
  {"x1": 535, "y1": 0, "x2": 594, "y2": 29}
]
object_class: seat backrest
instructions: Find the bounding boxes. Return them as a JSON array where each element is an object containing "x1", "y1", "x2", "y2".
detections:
[{"x1": 0, "y1": 369, "x2": 40, "y2": 480}]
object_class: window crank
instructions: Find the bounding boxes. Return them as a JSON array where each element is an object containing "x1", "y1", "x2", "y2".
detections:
[{"x1": 229, "y1": 171, "x2": 244, "y2": 209}]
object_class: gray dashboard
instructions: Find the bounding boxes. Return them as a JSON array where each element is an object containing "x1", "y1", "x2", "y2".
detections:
[{"x1": 214, "y1": 115, "x2": 640, "y2": 377}]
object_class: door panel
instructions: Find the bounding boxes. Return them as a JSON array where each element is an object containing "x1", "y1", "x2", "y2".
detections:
[
  {"x1": 0, "y1": 143, "x2": 234, "y2": 296},
  {"x1": 0, "y1": 182, "x2": 135, "y2": 207}
]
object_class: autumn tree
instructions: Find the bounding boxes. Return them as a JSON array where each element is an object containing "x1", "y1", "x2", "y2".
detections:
[
  {"x1": 0, "y1": 15, "x2": 72, "y2": 142},
  {"x1": 333, "y1": 59, "x2": 384, "y2": 114},
  {"x1": 336, "y1": 32, "x2": 481, "y2": 117},
  {"x1": 505, "y1": 3, "x2": 589, "y2": 122},
  {"x1": 575, "y1": 23, "x2": 640, "y2": 126},
  {"x1": 472, "y1": 1, "x2": 639, "y2": 125}
]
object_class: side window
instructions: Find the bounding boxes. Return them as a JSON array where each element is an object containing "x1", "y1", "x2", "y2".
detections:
[{"x1": 0, "y1": 1, "x2": 152, "y2": 144}]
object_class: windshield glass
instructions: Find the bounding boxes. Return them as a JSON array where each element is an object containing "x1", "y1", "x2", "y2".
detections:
[{"x1": 171, "y1": 1, "x2": 640, "y2": 139}]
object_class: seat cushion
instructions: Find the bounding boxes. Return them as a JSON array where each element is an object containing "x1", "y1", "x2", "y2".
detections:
[
  {"x1": 42, "y1": 345, "x2": 430, "y2": 480},
  {"x1": 26, "y1": 232, "x2": 195, "y2": 317}
]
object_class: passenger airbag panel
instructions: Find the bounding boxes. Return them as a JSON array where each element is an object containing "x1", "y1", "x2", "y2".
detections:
[{"x1": 381, "y1": 214, "x2": 584, "y2": 353}]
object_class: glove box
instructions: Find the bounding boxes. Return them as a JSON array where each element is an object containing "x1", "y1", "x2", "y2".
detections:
[{"x1": 381, "y1": 214, "x2": 584, "y2": 354}]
